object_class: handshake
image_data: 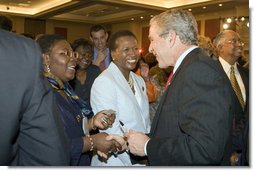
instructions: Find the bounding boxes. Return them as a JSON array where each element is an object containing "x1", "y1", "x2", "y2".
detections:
[
  {"x1": 90, "y1": 110, "x2": 150, "y2": 159},
  {"x1": 94, "y1": 130, "x2": 150, "y2": 159},
  {"x1": 92, "y1": 133, "x2": 129, "y2": 159}
]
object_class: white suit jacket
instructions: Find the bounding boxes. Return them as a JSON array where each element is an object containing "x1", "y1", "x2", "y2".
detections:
[{"x1": 90, "y1": 62, "x2": 150, "y2": 166}]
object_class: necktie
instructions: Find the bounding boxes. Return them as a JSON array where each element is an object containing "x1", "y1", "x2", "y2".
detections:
[
  {"x1": 164, "y1": 70, "x2": 174, "y2": 91},
  {"x1": 230, "y1": 66, "x2": 245, "y2": 109}
]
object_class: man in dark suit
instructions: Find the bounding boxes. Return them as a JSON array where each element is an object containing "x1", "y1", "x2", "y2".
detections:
[
  {"x1": 0, "y1": 29, "x2": 70, "y2": 165},
  {"x1": 124, "y1": 9, "x2": 237, "y2": 165},
  {"x1": 213, "y1": 30, "x2": 249, "y2": 165}
]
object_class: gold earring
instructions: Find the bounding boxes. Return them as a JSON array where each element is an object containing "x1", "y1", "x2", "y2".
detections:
[{"x1": 46, "y1": 64, "x2": 50, "y2": 73}]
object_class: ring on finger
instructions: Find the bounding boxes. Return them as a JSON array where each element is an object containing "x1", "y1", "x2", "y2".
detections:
[{"x1": 101, "y1": 117, "x2": 108, "y2": 124}]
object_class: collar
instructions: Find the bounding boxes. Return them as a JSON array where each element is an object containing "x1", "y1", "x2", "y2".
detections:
[
  {"x1": 219, "y1": 57, "x2": 238, "y2": 76},
  {"x1": 173, "y1": 46, "x2": 198, "y2": 73}
]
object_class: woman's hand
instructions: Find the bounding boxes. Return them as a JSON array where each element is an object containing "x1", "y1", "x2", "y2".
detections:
[
  {"x1": 92, "y1": 132, "x2": 122, "y2": 159},
  {"x1": 89, "y1": 110, "x2": 116, "y2": 130},
  {"x1": 106, "y1": 134, "x2": 128, "y2": 152}
]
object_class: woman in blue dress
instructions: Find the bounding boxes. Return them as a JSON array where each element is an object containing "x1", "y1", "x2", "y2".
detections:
[{"x1": 37, "y1": 34, "x2": 121, "y2": 166}]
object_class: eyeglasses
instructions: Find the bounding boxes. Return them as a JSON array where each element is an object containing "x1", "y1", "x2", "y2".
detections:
[
  {"x1": 78, "y1": 53, "x2": 92, "y2": 61},
  {"x1": 226, "y1": 39, "x2": 244, "y2": 46},
  {"x1": 57, "y1": 51, "x2": 79, "y2": 59},
  {"x1": 159, "y1": 32, "x2": 169, "y2": 37}
]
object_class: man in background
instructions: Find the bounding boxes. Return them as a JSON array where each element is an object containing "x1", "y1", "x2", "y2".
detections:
[
  {"x1": 90, "y1": 24, "x2": 111, "y2": 71},
  {"x1": 213, "y1": 30, "x2": 249, "y2": 165},
  {"x1": 0, "y1": 29, "x2": 70, "y2": 165}
]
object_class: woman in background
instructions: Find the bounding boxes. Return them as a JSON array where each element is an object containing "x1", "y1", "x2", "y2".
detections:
[
  {"x1": 135, "y1": 57, "x2": 158, "y2": 103},
  {"x1": 69, "y1": 38, "x2": 101, "y2": 107}
]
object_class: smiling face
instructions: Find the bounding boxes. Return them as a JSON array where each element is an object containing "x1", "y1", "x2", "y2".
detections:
[
  {"x1": 90, "y1": 29, "x2": 108, "y2": 51},
  {"x1": 47, "y1": 40, "x2": 77, "y2": 82},
  {"x1": 218, "y1": 31, "x2": 244, "y2": 65},
  {"x1": 75, "y1": 45, "x2": 93, "y2": 70},
  {"x1": 148, "y1": 22, "x2": 173, "y2": 68},
  {"x1": 111, "y1": 36, "x2": 140, "y2": 76}
]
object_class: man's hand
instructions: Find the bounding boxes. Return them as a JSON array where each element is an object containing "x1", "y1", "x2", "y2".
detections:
[
  {"x1": 94, "y1": 50, "x2": 106, "y2": 66},
  {"x1": 92, "y1": 132, "x2": 121, "y2": 158},
  {"x1": 106, "y1": 134, "x2": 128, "y2": 151},
  {"x1": 125, "y1": 130, "x2": 150, "y2": 157}
]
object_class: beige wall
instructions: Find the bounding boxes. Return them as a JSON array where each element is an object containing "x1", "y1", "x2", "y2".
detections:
[
  {"x1": 45, "y1": 20, "x2": 92, "y2": 43},
  {"x1": 10, "y1": 17, "x2": 91, "y2": 43},
  {"x1": 111, "y1": 21, "x2": 148, "y2": 48},
  {"x1": 9, "y1": 4, "x2": 248, "y2": 52},
  {"x1": 9, "y1": 16, "x2": 24, "y2": 34}
]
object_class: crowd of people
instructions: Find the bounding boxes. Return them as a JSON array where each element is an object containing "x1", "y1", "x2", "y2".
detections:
[{"x1": 0, "y1": 9, "x2": 249, "y2": 166}]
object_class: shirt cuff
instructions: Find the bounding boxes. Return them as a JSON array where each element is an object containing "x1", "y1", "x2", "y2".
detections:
[{"x1": 144, "y1": 139, "x2": 150, "y2": 156}]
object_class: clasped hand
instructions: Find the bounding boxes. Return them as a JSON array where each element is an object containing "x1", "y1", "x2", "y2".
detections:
[
  {"x1": 95, "y1": 131, "x2": 150, "y2": 159},
  {"x1": 92, "y1": 132, "x2": 123, "y2": 159},
  {"x1": 106, "y1": 130, "x2": 150, "y2": 157}
]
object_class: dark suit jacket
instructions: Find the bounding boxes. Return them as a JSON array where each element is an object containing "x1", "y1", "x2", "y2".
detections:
[
  {"x1": 147, "y1": 48, "x2": 236, "y2": 166},
  {"x1": 217, "y1": 60, "x2": 249, "y2": 166},
  {"x1": 240, "y1": 65, "x2": 249, "y2": 165},
  {"x1": 232, "y1": 64, "x2": 249, "y2": 165},
  {"x1": 0, "y1": 30, "x2": 70, "y2": 165}
]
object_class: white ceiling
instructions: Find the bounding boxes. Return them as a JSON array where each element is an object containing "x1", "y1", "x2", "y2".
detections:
[{"x1": 0, "y1": 0, "x2": 249, "y2": 24}]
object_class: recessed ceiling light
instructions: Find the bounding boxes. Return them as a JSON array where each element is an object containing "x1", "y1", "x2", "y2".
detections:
[
  {"x1": 150, "y1": 14, "x2": 154, "y2": 17},
  {"x1": 218, "y1": 4, "x2": 223, "y2": 7},
  {"x1": 140, "y1": 16, "x2": 144, "y2": 19},
  {"x1": 188, "y1": 8, "x2": 192, "y2": 11},
  {"x1": 203, "y1": 6, "x2": 206, "y2": 9},
  {"x1": 131, "y1": 18, "x2": 134, "y2": 20}
]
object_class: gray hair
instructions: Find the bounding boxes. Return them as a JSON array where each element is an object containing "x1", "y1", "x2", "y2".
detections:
[
  {"x1": 213, "y1": 30, "x2": 236, "y2": 48},
  {"x1": 150, "y1": 9, "x2": 198, "y2": 45}
]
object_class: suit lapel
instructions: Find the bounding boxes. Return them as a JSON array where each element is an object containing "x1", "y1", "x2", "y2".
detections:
[
  {"x1": 150, "y1": 89, "x2": 166, "y2": 134},
  {"x1": 237, "y1": 65, "x2": 249, "y2": 112},
  {"x1": 237, "y1": 65, "x2": 248, "y2": 92}
]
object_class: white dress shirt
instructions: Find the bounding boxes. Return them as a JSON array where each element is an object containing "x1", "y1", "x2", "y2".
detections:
[{"x1": 218, "y1": 57, "x2": 246, "y2": 103}]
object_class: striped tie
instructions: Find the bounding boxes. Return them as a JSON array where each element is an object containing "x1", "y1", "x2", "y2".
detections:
[{"x1": 230, "y1": 66, "x2": 245, "y2": 109}]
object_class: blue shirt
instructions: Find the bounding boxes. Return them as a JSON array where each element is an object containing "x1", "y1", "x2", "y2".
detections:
[{"x1": 93, "y1": 47, "x2": 111, "y2": 69}]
